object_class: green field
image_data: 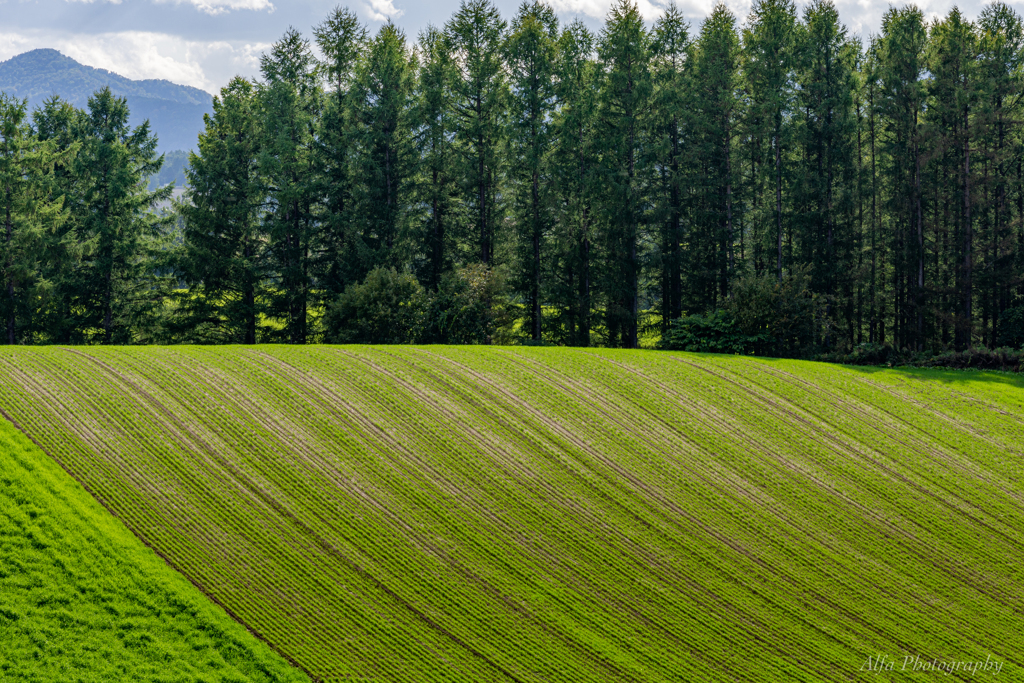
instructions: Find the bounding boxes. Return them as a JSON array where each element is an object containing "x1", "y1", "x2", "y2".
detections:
[
  {"x1": 1, "y1": 346, "x2": 1022, "y2": 682},
  {"x1": 0, "y1": 415, "x2": 308, "y2": 683}
]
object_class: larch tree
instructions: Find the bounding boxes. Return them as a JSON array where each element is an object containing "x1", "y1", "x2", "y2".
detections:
[
  {"x1": 505, "y1": 0, "x2": 559, "y2": 342},
  {"x1": 742, "y1": 0, "x2": 797, "y2": 283},
  {"x1": 313, "y1": 6, "x2": 366, "y2": 302},
  {"x1": 551, "y1": 20, "x2": 599, "y2": 346},
  {"x1": 413, "y1": 26, "x2": 465, "y2": 290},
  {"x1": 76, "y1": 88, "x2": 171, "y2": 344},
  {"x1": 597, "y1": 0, "x2": 652, "y2": 349},
  {"x1": 797, "y1": 0, "x2": 858, "y2": 343},
  {"x1": 689, "y1": 4, "x2": 741, "y2": 311},
  {"x1": 350, "y1": 21, "x2": 417, "y2": 272},
  {"x1": 259, "y1": 28, "x2": 321, "y2": 344},
  {"x1": 0, "y1": 95, "x2": 70, "y2": 344},
  {"x1": 446, "y1": 0, "x2": 508, "y2": 267},
  {"x1": 650, "y1": 2, "x2": 690, "y2": 330},
  {"x1": 178, "y1": 77, "x2": 267, "y2": 344},
  {"x1": 927, "y1": 8, "x2": 977, "y2": 350}
]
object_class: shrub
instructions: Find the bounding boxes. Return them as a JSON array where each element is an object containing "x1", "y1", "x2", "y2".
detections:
[
  {"x1": 724, "y1": 265, "x2": 822, "y2": 357},
  {"x1": 423, "y1": 264, "x2": 513, "y2": 345},
  {"x1": 920, "y1": 347, "x2": 1023, "y2": 372},
  {"x1": 324, "y1": 268, "x2": 427, "y2": 344},
  {"x1": 659, "y1": 310, "x2": 769, "y2": 354}
]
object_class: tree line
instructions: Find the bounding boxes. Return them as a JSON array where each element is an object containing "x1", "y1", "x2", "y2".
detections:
[{"x1": 2, "y1": 0, "x2": 1024, "y2": 352}]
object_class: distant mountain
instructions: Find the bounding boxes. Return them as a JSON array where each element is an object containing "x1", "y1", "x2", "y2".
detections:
[{"x1": 0, "y1": 48, "x2": 212, "y2": 153}]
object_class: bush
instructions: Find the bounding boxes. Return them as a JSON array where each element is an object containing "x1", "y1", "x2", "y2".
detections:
[
  {"x1": 724, "y1": 265, "x2": 823, "y2": 357},
  {"x1": 919, "y1": 347, "x2": 1023, "y2": 372},
  {"x1": 324, "y1": 268, "x2": 426, "y2": 344},
  {"x1": 659, "y1": 310, "x2": 768, "y2": 354},
  {"x1": 818, "y1": 343, "x2": 1022, "y2": 372},
  {"x1": 423, "y1": 264, "x2": 513, "y2": 345}
]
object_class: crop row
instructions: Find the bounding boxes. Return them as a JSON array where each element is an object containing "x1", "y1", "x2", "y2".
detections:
[{"x1": 0, "y1": 346, "x2": 1021, "y2": 681}]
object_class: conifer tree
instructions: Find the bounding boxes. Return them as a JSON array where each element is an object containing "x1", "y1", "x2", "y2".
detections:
[
  {"x1": 506, "y1": 0, "x2": 558, "y2": 342},
  {"x1": 350, "y1": 21, "x2": 416, "y2": 270},
  {"x1": 446, "y1": 0, "x2": 507, "y2": 266},
  {"x1": 77, "y1": 88, "x2": 171, "y2": 344},
  {"x1": 551, "y1": 20, "x2": 599, "y2": 345},
  {"x1": 651, "y1": 3, "x2": 690, "y2": 329},
  {"x1": 877, "y1": 6, "x2": 927, "y2": 350},
  {"x1": 597, "y1": 0, "x2": 652, "y2": 348},
  {"x1": 413, "y1": 26, "x2": 465, "y2": 290},
  {"x1": 797, "y1": 0, "x2": 858, "y2": 343},
  {"x1": 689, "y1": 4, "x2": 740, "y2": 312},
  {"x1": 31, "y1": 96, "x2": 89, "y2": 344},
  {"x1": 314, "y1": 6, "x2": 366, "y2": 300},
  {"x1": 0, "y1": 95, "x2": 69, "y2": 344},
  {"x1": 742, "y1": 0, "x2": 797, "y2": 283},
  {"x1": 259, "y1": 29, "x2": 321, "y2": 343},
  {"x1": 927, "y1": 9, "x2": 978, "y2": 350},
  {"x1": 178, "y1": 77, "x2": 267, "y2": 344},
  {"x1": 976, "y1": 3, "x2": 1024, "y2": 345}
]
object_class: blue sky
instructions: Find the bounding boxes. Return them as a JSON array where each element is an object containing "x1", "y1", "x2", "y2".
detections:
[{"x1": 0, "y1": 0, "x2": 1015, "y2": 94}]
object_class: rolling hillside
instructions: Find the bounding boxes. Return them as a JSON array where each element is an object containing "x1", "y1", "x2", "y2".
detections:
[
  {"x1": 0, "y1": 48, "x2": 212, "y2": 152},
  {"x1": 0, "y1": 417, "x2": 307, "y2": 682},
  {"x1": 1, "y1": 347, "x2": 1022, "y2": 681}
]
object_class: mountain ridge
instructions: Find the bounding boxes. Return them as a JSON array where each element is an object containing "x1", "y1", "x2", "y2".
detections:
[{"x1": 0, "y1": 48, "x2": 213, "y2": 152}]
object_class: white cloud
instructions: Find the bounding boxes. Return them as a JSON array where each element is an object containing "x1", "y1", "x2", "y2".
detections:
[
  {"x1": 544, "y1": 0, "x2": 764, "y2": 23},
  {"x1": 0, "y1": 30, "x2": 272, "y2": 93},
  {"x1": 63, "y1": 0, "x2": 274, "y2": 14},
  {"x1": 155, "y1": 0, "x2": 275, "y2": 16},
  {"x1": 365, "y1": 0, "x2": 404, "y2": 22},
  {"x1": 547, "y1": 0, "x2": 667, "y2": 20}
]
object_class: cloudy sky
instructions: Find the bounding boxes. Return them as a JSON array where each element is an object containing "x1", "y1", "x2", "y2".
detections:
[{"x1": 0, "y1": 0, "x2": 1015, "y2": 95}]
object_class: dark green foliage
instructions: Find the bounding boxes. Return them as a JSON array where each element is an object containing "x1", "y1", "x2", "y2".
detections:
[
  {"x1": 424, "y1": 263, "x2": 512, "y2": 344},
  {"x1": 350, "y1": 22, "x2": 416, "y2": 271},
  {"x1": 259, "y1": 30, "x2": 320, "y2": 344},
  {"x1": 324, "y1": 267, "x2": 426, "y2": 344},
  {"x1": 650, "y1": 4, "x2": 689, "y2": 332},
  {"x1": 659, "y1": 309, "x2": 767, "y2": 353},
  {"x1": 446, "y1": 0, "x2": 507, "y2": 266},
  {"x1": 998, "y1": 305, "x2": 1024, "y2": 348},
  {"x1": 313, "y1": 6, "x2": 367, "y2": 303},
  {"x1": 596, "y1": 0, "x2": 652, "y2": 349},
  {"x1": 548, "y1": 20, "x2": 599, "y2": 346},
  {"x1": 76, "y1": 88, "x2": 173, "y2": 345},
  {"x1": 795, "y1": 0, "x2": 859, "y2": 345},
  {"x1": 3, "y1": 2, "x2": 1024, "y2": 353},
  {"x1": 28, "y1": 88, "x2": 172, "y2": 345},
  {"x1": 688, "y1": 4, "x2": 741, "y2": 313},
  {"x1": 742, "y1": 0, "x2": 797, "y2": 283},
  {"x1": 0, "y1": 94, "x2": 69, "y2": 345},
  {"x1": 176, "y1": 78, "x2": 267, "y2": 344},
  {"x1": 724, "y1": 266, "x2": 821, "y2": 355},
  {"x1": 412, "y1": 26, "x2": 465, "y2": 291},
  {"x1": 505, "y1": 1, "x2": 558, "y2": 343}
]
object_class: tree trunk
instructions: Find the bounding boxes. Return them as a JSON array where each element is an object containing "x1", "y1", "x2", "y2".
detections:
[
  {"x1": 4, "y1": 197, "x2": 12, "y2": 345},
  {"x1": 959, "y1": 104, "x2": 972, "y2": 351},
  {"x1": 532, "y1": 167, "x2": 541, "y2": 342},
  {"x1": 775, "y1": 117, "x2": 783, "y2": 283}
]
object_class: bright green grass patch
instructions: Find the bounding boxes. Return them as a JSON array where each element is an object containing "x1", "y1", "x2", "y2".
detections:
[
  {"x1": 1, "y1": 347, "x2": 1022, "y2": 682},
  {"x1": 0, "y1": 419, "x2": 308, "y2": 683}
]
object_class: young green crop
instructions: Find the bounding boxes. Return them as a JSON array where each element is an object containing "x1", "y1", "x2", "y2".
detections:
[
  {"x1": 0, "y1": 346, "x2": 1022, "y2": 682},
  {"x1": 0, "y1": 413, "x2": 308, "y2": 682}
]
